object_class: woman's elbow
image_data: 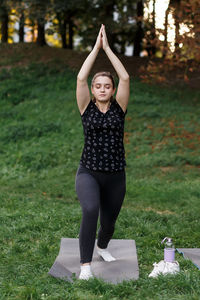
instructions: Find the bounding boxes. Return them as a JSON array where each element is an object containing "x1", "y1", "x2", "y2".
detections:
[
  {"x1": 77, "y1": 74, "x2": 83, "y2": 81},
  {"x1": 77, "y1": 75, "x2": 86, "y2": 83},
  {"x1": 121, "y1": 74, "x2": 130, "y2": 82}
]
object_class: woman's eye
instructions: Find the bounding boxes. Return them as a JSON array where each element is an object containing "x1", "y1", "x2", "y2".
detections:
[
  {"x1": 105, "y1": 85, "x2": 111, "y2": 89},
  {"x1": 96, "y1": 85, "x2": 101, "y2": 88}
]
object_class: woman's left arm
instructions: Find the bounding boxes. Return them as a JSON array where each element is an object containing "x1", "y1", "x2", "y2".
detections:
[{"x1": 102, "y1": 25, "x2": 130, "y2": 112}]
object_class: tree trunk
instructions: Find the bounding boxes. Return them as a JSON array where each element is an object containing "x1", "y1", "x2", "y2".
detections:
[
  {"x1": 19, "y1": 11, "x2": 25, "y2": 42},
  {"x1": 169, "y1": 0, "x2": 181, "y2": 55},
  {"x1": 61, "y1": 19, "x2": 67, "y2": 49},
  {"x1": 133, "y1": 0, "x2": 144, "y2": 56},
  {"x1": 151, "y1": 0, "x2": 156, "y2": 56},
  {"x1": 104, "y1": 1, "x2": 115, "y2": 50},
  {"x1": 37, "y1": 19, "x2": 46, "y2": 46},
  {"x1": 145, "y1": 0, "x2": 156, "y2": 56},
  {"x1": 120, "y1": 41, "x2": 126, "y2": 55},
  {"x1": 163, "y1": 7, "x2": 170, "y2": 57},
  {"x1": 68, "y1": 19, "x2": 74, "y2": 50},
  {"x1": 1, "y1": 7, "x2": 9, "y2": 43},
  {"x1": 193, "y1": 9, "x2": 200, "y2": 44},
  {"x1": 31, "y1": 24, "x2": 35, "y2": 42},
  {"x1": 174, "y1": 13, "x2": 180, "y2": 53},
  {"x1": 174, "y1": 2, "x2": 180, "y2": 54},
  {"x1": 57, "y1": 13, "x2": 67, "y2": 49}
]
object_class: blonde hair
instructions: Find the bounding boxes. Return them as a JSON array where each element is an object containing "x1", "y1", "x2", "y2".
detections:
[{"x1": 91, "y1": 71, "x2": 115, "y2": 89}]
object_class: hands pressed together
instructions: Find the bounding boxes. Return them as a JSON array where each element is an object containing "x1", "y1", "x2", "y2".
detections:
[
  {"x1": 95, "y1": 24, "x2": 109, "y2": 51},
  {"x1": 76, "y1": 23, "x2": 129, "y2": 115}
]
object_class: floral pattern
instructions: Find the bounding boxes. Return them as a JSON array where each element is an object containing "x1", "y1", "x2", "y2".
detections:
[{"x1": 80, "y1": 99, "x2": 126, "y2": 172}]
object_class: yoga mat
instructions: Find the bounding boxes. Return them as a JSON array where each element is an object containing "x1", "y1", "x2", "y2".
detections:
[
  {"x1": 177, "y1": 248, "x2": 200, "y2": 270},
  {"x1": 48, "y1": 238, "x2": 139, "y2": 284}
]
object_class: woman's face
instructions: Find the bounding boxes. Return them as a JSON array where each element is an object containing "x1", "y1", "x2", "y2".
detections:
[{"x1": 91, "y1": 76, "x2": 115, "y2": 102}]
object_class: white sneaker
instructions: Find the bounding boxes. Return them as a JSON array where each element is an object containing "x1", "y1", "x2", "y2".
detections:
[
  {"x1": 97, "y1": 246, "x2": 116, "y2": 262},
  {"x1": 79, "y1": 265, "x2": 93, "y2": 280},
  {"x1": 149, "y1": 260, "x2": 166, "y2": 278},
  {"x1": 149, "y1": 260, "x2": 180, "y2": 278},
  {"x1": 162, "y1": 261, "x2": 180, "y2": 275}
]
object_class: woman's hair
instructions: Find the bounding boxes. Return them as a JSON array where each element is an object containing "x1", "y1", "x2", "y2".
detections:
[{"x1": 91, "y1": 71, "x2": 115, "y2": 89}]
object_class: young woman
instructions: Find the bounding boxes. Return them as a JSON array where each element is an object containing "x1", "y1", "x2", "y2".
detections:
[{"x1": 75, "y1": 24, "x2": 129, "y2": 280}]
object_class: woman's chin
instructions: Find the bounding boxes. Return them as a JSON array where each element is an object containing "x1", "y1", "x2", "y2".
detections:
[{"x1": 96, "y1": 97, "x2": 110, "y2": 102}]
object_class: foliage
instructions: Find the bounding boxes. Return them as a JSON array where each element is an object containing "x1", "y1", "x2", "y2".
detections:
[
  {"x1": 179, "y1": 0, "x2": 200, "y2": 61},
  {"x1": 46, "y1": 0, "x2": 84, "y2": 48},
  {"x1": 0, "y1": 0, "x2": 142, "y2": 52},
  {"x1": 0, "y1": 0, "x2": 199, "y2": 72},
  {"x1": 75, "y1": 0, "x2": 139, "y2": 53},
  {"x1": 0, "y1": 54, "x2": 200, "y2": 299},
  {"x1": 0, "y1": 0, "x2": 9, "y2": 42},
  {"x1": 141, "y1": 0, "x2": 200, "y2": 84}
]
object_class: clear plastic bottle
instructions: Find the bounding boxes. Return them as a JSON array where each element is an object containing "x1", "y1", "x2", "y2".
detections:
[{"x1": 161, "y1": 237, "x2": 175, "y2": 263}]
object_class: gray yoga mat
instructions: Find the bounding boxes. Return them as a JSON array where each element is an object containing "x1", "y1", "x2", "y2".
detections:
[
  {"x1": 177, "y1": 248, "x2": 200, "y2": 270},
  {"x1": 48, "y1": 238, "x2": 139, "y2": 284}
]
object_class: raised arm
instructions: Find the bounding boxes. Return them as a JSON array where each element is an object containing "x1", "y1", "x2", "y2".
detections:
[
  {"x1": 76, "y1": 26, "x2": 103, "y2": 115},
  {"x1": 101, "y1": 25, "x2": 129, "y2": 112}
]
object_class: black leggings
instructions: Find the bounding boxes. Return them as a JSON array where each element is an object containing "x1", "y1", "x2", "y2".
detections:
[{"x1": 75, "y1": 164, "x2": 126, "y2": 264}]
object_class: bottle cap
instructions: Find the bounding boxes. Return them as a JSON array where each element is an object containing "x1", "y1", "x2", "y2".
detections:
[{"x1": 161, "y1": 237, "x2": 172, "y2": 244}]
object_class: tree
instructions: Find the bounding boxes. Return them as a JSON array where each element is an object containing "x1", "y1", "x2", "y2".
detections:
[
  {"x1": 113, "y1": 0, "x2": 139, "y2": 55},
  {"x1": 169, "y1": 0, "x2": 181, "y2": 55},
  {"x1": 141, "y1": 0, "x2": 200, "y2": 84},
  {"x1": 133, "y1": 0, "x2": 144, "y2": 56},
  {"x1": 163, "y1": 3, "x2": 170, "y2": 57},
  {"x1": 49, "y1": 0, "x2": 82, "y2": 49},
  {"x1": 77, "y1": 0, "x2": 117, "y2": 51},
  {"x1": 0, "y1": 0, "x2": 9, "y2": 43},
  {"x1": 145, "y1": 0, "x2": 157, "y2": 56},
  {"x1": 180, "y1": 0, "x2": 200, "y2": 61},
  {"x1": 19, "y1": 10, "x2": 25, "y2": 42},
  {"x1": 27, "y1": 0, "x2": 51, "y2": 46},
  {"x1": 77, "y1": 0, "x2": 139, "y2": 55},
  {"x1": 9, "y1": 0, "x2": 26, "y2": 42}
]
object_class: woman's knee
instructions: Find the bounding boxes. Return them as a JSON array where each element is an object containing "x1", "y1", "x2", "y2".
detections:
[{"x1": 83, "y1": 204, "x2": 99, "y2": 219}]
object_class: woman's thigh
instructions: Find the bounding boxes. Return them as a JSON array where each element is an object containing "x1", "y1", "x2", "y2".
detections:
[
  {"x1": 75, "y1": 168, "x2": 101, "y2": 214},
  {"x1": 100, "y1": 171, "x2": 126, "y2": 221}
]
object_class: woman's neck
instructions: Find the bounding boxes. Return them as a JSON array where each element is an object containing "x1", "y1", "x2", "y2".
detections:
[{"x1": 95, "y1": 100, "x2": 111, "y2": 113}]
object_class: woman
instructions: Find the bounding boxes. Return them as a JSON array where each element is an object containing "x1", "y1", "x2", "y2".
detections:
[{"x1": 75, "y1": 24, "x2": 129, "y2": 280}]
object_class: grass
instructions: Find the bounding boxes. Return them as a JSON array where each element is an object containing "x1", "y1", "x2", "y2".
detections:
[{"x1": 0, "y1": 52, "x2": 200, "y2": 300}]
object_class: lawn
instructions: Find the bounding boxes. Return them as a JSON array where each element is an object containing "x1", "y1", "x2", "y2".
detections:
[{"x1": 0, "y1": 53, "x2": 200, "y2": 300}]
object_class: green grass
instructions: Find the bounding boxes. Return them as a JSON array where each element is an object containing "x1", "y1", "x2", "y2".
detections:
[{"x1": 0, "y1": 60, "x2": 200, "y2": 300}]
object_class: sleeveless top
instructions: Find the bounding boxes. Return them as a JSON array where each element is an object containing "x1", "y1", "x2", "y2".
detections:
[{"x1": 80, "y1": 99, "x2": 126, "y2": 172}]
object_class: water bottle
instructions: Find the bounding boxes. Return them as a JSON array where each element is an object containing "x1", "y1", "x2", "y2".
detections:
[{"x1": 161, "y1": 237, "x2": 175, "y2": 263}]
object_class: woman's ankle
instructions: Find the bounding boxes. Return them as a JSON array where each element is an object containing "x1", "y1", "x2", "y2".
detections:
[
  {"x1": 97, "y1": 245, "x2": 106, "y2": 250},
  {"x1": 81, "y1": 262, "x2": 91, "y2": 266}
]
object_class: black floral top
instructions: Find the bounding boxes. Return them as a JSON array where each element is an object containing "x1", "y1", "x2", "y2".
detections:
[{"x1": 80, "y1": 99, "x2": 126, "y2": 172}]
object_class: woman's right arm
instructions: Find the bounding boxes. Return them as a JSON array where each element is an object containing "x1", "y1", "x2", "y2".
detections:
[{"x1": 76, "y1": 26, "x2": 103, "y2": 115}]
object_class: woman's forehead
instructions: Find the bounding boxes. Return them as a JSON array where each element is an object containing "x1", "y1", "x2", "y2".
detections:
[{"x1": 93, "y1": 76, "x2": 112, "y2": 85}]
